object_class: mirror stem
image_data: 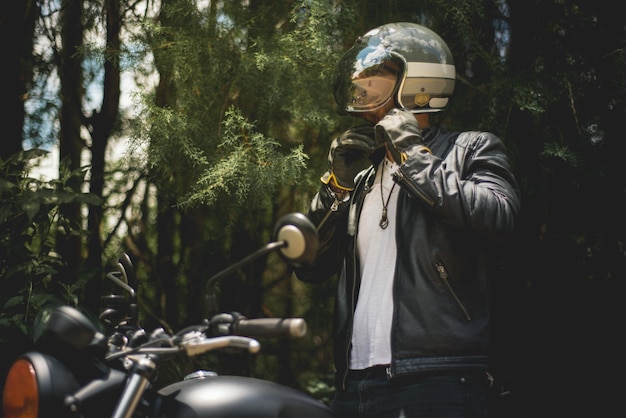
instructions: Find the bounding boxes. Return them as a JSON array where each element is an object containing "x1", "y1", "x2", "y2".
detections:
[{"x1": 205, "y1": 241, "x2": 286, "y2": 316}]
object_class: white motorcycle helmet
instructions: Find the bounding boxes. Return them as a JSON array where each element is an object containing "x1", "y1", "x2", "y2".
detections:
[{"x1": 333, "y1": 22, "x2": 456, "y2": 115}]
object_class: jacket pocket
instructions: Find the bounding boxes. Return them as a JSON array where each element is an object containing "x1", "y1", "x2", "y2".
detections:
[{"x1": 434, "y1": 260, "x2": 472, "y2": 322}]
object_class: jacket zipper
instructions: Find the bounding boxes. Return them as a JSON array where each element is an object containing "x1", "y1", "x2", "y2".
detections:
[
  {"x1": 434, "y1": 261, "x2": 472, "y2": 322},
  {"x1": 339, "y1": 167, "x2": 376, "y2": 389},
  {"x1": 393, "y1": 169, "x2": 436, "y2": 207},
  {"x1": 316, "y1": 194, "x2": 343, "y2": 232},
  {"x1": 341, "y1": 179, "x2": 370, "y2": 390},
  {"x1": 342, "y1": 244, "x2": 358, "y2": 390},
  {"x1": 315, "y1": 190, "x2": 352, "y2": 389}
]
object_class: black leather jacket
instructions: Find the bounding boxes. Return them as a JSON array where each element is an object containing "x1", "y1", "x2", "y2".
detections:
[{"x1": 295, "y1": 126, "x2": 521, "y2": 389}]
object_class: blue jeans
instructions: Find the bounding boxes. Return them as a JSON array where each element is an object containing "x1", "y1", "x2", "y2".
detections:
[{"x1": 331, "y1": 367, "x2": 489, "y2": 418}]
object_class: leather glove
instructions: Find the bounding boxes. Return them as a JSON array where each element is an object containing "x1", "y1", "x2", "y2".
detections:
[
  {"x1": 374, "y1": 108, "x2": 424, "y2": 164},
  {"x1": 321, "y1": 124, "x2": 377, "y2": 191}
]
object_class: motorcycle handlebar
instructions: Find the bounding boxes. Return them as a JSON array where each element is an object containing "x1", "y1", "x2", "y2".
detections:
[
  {"x1": 183, "y1": 335, "x2": 261, "y2": 356},
  {"x1": 233, "y1": 317, "x2": 307, "y2": 339},
  {"x1": 107, "y1": 315, "x2": 307, "y2": 361},
  {"x1": 208, "y1": 313, "x2": 307, "y2": 339}
]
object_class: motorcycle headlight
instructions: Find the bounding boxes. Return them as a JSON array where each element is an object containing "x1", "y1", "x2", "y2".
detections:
[{"x1": 2, "y1": 353, "x2": 79, "y2": 418}]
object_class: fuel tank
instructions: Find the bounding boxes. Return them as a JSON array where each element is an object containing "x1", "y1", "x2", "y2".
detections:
[{"x1": 152, "y1": 375, "x2": 338, "y2": 418}]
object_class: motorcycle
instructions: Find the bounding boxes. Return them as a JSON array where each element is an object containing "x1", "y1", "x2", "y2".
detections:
[{"x1": 2, "y1": 212, "x2": 339, "y2": 418}]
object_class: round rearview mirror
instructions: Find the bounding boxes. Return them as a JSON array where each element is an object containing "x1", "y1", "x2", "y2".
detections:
[{"x1": 273, "y1": 213, "x2": 318, "y2": 267}]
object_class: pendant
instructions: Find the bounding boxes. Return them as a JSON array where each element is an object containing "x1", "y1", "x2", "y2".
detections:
[{"x1": 379, "y1": 208, "x2": 389, "y2": 229}]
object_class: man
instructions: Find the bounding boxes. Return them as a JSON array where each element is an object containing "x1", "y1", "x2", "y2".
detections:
[{"x1": 295, "y1": 22, "x2": 521, "y2": 418}]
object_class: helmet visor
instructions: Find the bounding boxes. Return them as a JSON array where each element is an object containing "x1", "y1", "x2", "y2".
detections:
[{"x1": 334, "y1": 44, "x2": 404, "y2": 113}]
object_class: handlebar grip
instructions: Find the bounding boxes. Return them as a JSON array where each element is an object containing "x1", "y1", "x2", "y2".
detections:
[{"x1": 233, "y1": 318, "x2": 307, "y2": 338}]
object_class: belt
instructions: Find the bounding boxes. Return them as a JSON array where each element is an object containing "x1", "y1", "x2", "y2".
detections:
[{"x1": 346, "y1": 365, "x2": 391, "y2": 379}]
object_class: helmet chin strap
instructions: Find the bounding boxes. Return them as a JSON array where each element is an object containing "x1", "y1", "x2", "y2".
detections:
[
  {"x1": 416, "y1": 113, "x2": 431, "y2": 128},
  {"x1": 355, "y1": 104, "x2": 431, "y2": 129}
]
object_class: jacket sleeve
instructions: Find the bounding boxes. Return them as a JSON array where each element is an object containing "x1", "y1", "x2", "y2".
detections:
[
  {"x1": 293, "y1": 184, "x2": 350, "y2": 283},
  {"x1": 394, "y1": 131, "x2": 521, "y2": 240}
]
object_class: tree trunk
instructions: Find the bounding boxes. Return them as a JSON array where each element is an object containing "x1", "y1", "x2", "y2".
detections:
[
  {"x1": 0, "y1": 0, "x2": 38, "y2": 161},
  {"x1": 58, "y1": 0, "x2": 86, "y2": 281},
  {"x1": 84, "y1": 0, "x2": 122, "y2": 312}
]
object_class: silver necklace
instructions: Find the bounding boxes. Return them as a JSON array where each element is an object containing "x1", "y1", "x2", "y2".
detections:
[{"x1": 379, "y1": 160, "x2": 397, "y2": 229}]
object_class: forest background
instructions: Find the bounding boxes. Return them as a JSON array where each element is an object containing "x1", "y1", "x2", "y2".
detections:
[{"x1": 1, "y1": 1, "x2": 623, "y2": 417}]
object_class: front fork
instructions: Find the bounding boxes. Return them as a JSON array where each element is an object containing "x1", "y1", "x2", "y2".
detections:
[{"x1": 111, "y1": 356, "x2": 156, "y2": 418}]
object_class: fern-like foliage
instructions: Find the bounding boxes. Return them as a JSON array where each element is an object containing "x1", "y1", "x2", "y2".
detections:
[{"x1": 178, "y1": 106, "x2": 308, "y2": 212}]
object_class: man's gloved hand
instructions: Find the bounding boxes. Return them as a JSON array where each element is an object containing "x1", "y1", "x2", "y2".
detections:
[
  {"x1": 321, "y1": 124, "x2": 377, "y2": 191},
  {"x1": 375, "y1": 108, "x2": 424, "y2": 164}
]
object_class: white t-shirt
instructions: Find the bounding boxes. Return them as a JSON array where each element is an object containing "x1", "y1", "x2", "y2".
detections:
[{"x1": 350, "y1": 157, "x2": 399, "y2": 369}]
